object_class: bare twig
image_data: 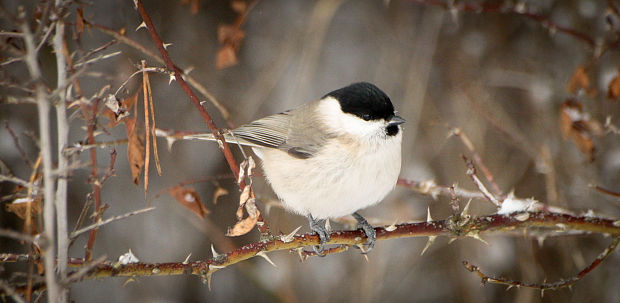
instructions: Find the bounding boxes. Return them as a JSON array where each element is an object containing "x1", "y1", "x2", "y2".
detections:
[
  {"x1": 99, "y1": 149, "x2": 117, "y2": 185},
  {"x1": 68, "y1": 194, "x2": 94, "y2": 249},
  {"x1": 462, "y1": 155, "x2": 501, "y2": 207},
  {"x1": 0, "y1": 174, "x2": 34, "y2": 188},
  {"x1": 70, "y1": 207, "x2": 155, "y2": 239},
  {"x1": 396, "y1": 178, "x2": 486, "y2": 200},
  {"x1": 114, "y1": 66, "x2": 167, "y2": 97},
  {"x1": 0, "y1": 228, "x2": 35, "y2": 243},
  {"x1": 450, "y1": 127, "x2": 503, "y2": 198},
  {"x1": 4, "y1": 121, "x2": 33, "y2": 167},
  {"x1": 592, "y1": 184, "x2": 620, "y2": 199},
  {"x1": 463, "y1": 237, "x2": 620, "y2": 293},
  {"x1": 85, "y1": 98, "x2": 102, "y2": 261},
  {"x1": 0, "y1": 279, "x2": 26, "y2": 303}
]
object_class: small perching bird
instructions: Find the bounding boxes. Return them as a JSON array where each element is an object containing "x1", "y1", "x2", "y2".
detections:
[{"x1": 189, "y1": 82, "x2": 404, "y2": 253}]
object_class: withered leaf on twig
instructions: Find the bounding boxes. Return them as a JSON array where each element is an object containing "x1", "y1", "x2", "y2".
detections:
[
  {"x1": 567, "y1": 65, "x2": 590, "y2": 94},
  {"x1": 168, "y1": 185, "x2": 210, "y2": 219},
  {"x1": 76, "y1": 7, "x2": 84, "y2": 36},
  {"x1": 215, "y1": 1, "x2": 249, "y2": 69},
  {"x1": 215, "y1": 45, "x2": 239, "y2": 69},
  {"x1": 231, "y1": 0, "x2": 247, "y2": 14},
  {"x1": 226, "y1": 185, "x2": 260, "y2": 236},
  {"x1": 5, "y1": 198, "x2": 41, "y2": 221},
  {"x1": 607, "y1": 67, "x2": 620, "y2": 100},
  {"x1": 125, "y1": 118, "x2": 145, "y2": 185},
  {"x1": 559, "y1": 100, "x2": 602, "y2": 162},
  {"x1": 103, "y1": 90, "x2": 139, "y2": 128}
]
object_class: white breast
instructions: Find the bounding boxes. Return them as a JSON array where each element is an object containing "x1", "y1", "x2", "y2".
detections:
[{"x1": 254, "y1": 131, "x2": 402, "y2": 219}]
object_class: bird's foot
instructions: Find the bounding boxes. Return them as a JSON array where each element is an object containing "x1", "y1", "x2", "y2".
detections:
[
  {"x1": 307, "y1": 214, "x2": 330, "y2": 257},
  {"x1": 352, "y1": 212, "x2": 376, "y2": 253}
]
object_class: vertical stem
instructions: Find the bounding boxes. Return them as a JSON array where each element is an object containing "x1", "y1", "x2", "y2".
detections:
[
  {"x1": 84, "y1": 98, "x2": 101, "y2": 261},
  {"x1": 53, "y1": 2, "x2": 69, "y2": 301},
  {"x1": 20, "y1": 8, "x2": 59, "y2": 301}
]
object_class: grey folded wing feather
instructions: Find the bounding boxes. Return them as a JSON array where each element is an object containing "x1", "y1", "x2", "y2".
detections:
[
  {"x1": 185, "y1": 106, "x2": 329, "y2": 159},
  {"x1": 232, "y1": 108, "x2": 329, "y2": 159}
]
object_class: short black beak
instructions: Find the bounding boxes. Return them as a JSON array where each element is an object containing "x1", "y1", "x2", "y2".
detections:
[{"x1": 389, "y1": 115, "x2": 406, "y2": 125}]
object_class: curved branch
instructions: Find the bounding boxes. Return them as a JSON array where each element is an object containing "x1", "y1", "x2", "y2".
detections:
[{"x1": 44, "y1": 211, "x2": 617, "y2": 280}]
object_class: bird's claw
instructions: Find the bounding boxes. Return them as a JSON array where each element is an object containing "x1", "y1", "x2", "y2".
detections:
[
  {"x1": 352, "y1": 212, "x2": 376, "y2": 253},
  {"x1": 307, "y1": 214, "x2": 330, "y2": 257}
]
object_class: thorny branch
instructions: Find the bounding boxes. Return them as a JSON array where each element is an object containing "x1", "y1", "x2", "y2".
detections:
[
  {"x1": 134, "y1": 0, "x2": 268, "y2": 234},
  {"x1": 463, "y1": 237, "x2": 620, "y2": 293},
  {"x1": 3, "y1": 211, "x2": 618, "y2": 289}
]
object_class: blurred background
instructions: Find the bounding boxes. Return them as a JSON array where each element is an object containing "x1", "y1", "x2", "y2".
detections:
[{"x1": 1, "y1": 0, "x2": 620, "y2": 302}]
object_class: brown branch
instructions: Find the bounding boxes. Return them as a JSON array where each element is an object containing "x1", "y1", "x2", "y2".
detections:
[
  {"x1": 3, "y1": 212, "x2": 614, "y2": 281},
  {"x1": 4, "y1": 120, "x2": 33, "y2": 168},
  {"x1": 408, "y1": 0, "x2": 595, "y2": 47},
  {"x1": 85, "y1": 98, "x2": 102, "y2": 261},
  {"x1": 134, "y1": 0, "x2": 268, "y2": 234},
  {"x1": 593, "y1": 184, "x2": 620, "y2": 199},
  {"x1": 463, "y1": 237, "x2": 620, "y2": 293}
]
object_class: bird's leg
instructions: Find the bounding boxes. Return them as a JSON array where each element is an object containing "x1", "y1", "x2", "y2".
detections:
[
  {"x1": 352, "y1": 212, "x2": 376, "y2": 253},
  {"x1": 307, "y1": 214, "x2": 330, "y2": 256}
]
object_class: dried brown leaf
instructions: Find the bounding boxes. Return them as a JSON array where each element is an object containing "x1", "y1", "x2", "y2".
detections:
[
  {"x1": 217, "y1": 25, "x2": 245, "y2": 46},
  {"x1": 5, "y1": 198, "x2": 41, "y2": 221},
  {"x1": 227, "y1": 185, "x2": 260, "y2": 236},
  {"x1": 216, "y1": 45, "x2": 239, "y2": 69},
  {"x1": 567, "y1": 65, "x2": 590, "y2": 94},
  {"x1": 226, "y1": 213, "x2": 259, "y2": 236},
  {"x1": 76, "y1": 7, "x2": 84, "y2": 35},
  {"x1": 191, "y1": 0, "x2": 200, "y2": 14},
  {"x1": 125, "y1": 118, "x2": 145, "y2": 185},
  {"x1": 560, "y1": 100, "x2": 600, "y2": 162},
  {"x1": 103, "y1": 90, "x2": 139, "y2": 128},
  {"x1": 608, "y1": 73, "x2": 620, "y2": 100},
  {"x1": 169, "y1": 185, "x2": 209, "y2": 219},
  {"x1": 231, "y1": 0, "x2": 247, "y2": 14}
]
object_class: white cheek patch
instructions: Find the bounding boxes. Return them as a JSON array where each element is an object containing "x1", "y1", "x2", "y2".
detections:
[{"x1": 317, "y1": 97, "x2": 386, "y2": 139}]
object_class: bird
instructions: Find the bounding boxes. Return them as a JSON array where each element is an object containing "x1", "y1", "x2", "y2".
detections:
[{"x1": 188, "y1": 82, "x2": 404, "y2": 254}]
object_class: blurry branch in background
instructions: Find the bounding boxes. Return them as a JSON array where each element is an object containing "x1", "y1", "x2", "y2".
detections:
[
  {"x1": 408, "y1": 0, "x2": 596, "y2": 47},
  {"x1": 83, "y1": 21, "x2": 235, "y2": 128}
]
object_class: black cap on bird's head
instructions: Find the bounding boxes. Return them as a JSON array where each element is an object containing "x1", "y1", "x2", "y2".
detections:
[{"x1": 324, "y1": 82, "x2": 397, "y2": 122}]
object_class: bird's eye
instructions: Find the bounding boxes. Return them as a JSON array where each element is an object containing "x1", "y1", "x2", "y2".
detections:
[
  {"x1": 386, "y1": 124, "x2": 399, "y2": 136},
  {"x1": 362, "y1": 114, "x2": 371, "y2": 121}
]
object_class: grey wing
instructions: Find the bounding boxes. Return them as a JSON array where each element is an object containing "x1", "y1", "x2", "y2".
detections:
[
  {"x1": 232, "y1": 107, "x2": 328, "y2": 159},
  {"x1": 231, "y1": 112, "x2": 291, "y2": 149}
]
